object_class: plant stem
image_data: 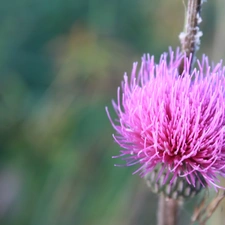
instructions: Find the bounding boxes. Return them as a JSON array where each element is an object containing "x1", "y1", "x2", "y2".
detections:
[
  {"x1": 178, "y1": 0, "x2": 203, "y2": 75},
  {"x1": 157, "y1": 1, "x2": 205, "y2": 224},
  {"x1": 157, "y1": 195, "x2": 180, "y2": 225}
]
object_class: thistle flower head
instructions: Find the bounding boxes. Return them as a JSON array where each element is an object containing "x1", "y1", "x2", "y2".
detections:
[{"x1": 106, "y1": 48, "x2": 225, "y2": 192}]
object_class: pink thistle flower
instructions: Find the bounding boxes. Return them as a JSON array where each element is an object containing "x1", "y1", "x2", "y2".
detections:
[{"x1": 106, "y1": 48, "x2": 225, "y2": 191}]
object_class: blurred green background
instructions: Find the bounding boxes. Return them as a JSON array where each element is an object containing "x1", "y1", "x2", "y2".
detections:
[{"x1": 1, "y1": 0, "x2": 225, "y2": 225}]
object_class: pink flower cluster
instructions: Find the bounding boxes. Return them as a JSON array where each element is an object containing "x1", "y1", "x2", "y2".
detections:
[{"x1": 106, "y1": 48, "x2": 225, "y2": 190}]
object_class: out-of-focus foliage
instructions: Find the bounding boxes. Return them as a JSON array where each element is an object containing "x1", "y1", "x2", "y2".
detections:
[{"x1": 0, "y1": 0, "x2": 224, "y2": 225}]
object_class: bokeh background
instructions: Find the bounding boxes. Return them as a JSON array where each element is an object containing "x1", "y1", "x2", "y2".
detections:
[{"x1": 1, "y1": 0, "x2": 225, "y2": 225}]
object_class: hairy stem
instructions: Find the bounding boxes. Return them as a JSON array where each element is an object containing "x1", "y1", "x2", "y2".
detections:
[
  {"x1": 178, "y1": 0, "x2": 203, "y2": 75},
  {"x1": 157, "y1": 195, "x2": 180, "y2": 225},
  {"x1": 157, "y1": 1, "x2": 204, "y2": 224}
]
